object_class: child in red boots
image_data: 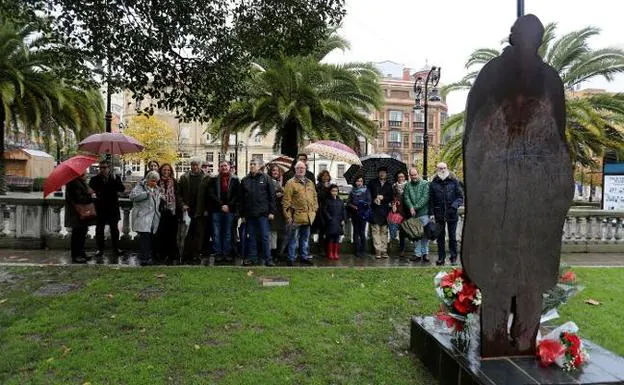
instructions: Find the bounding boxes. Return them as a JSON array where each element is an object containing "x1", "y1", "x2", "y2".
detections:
[{"x1": 324, "y1": 184, "x2": 345, "y2": 260}]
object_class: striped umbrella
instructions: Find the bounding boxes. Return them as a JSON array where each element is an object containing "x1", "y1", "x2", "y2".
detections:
[
  {"x1": 266, "y1": 155, "x2": 294, "y2": 172},
  {"x1": 304, "y1": 140, "x2": 362, "y2": 166}
]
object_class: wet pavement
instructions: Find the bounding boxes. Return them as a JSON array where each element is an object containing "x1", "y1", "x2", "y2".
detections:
[{"x1": 1, "y1": 249, "x2": 624, "y2": 268}]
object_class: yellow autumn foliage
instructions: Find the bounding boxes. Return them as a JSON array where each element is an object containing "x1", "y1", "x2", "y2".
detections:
[{"x1": 123, "y1": 115, "x2": 178, "y2": 165}]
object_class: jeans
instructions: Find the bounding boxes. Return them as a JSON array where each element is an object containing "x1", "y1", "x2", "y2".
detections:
[
  {"x1": 414, "y1": 215, "x2": 430, "y2": 257},
  {"x1": 95, "y1": 217, "x2": 120, "y2": 251},
  {"x1": 245, "y1": 216, "x2": 272, "y2": 263},
  {"x1": 288, "y1": 225, "x2": 311, "y2": 262},
  {"x1": 138, "y1": 231, "x2": 154, "y2": 262},
  {"x1": 352, "y1": 217, "x2": 367, "y2": 255},
  {"x1": 212, "y1": 212, "x2": 234, "y2": 256},
  {"x1": 437, "y1": 220, "x2": 458, "y2": 262},
  {"x1": 389, "y1": 223, "x2": 406, "y2": 252}
]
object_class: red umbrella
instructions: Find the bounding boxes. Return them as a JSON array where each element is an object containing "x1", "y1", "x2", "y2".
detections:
[
  {"x1": 43, "y1": 155, "x2": 98, "y2": 198},
  {"x1": 78, "y1": 132, "x2": 144, "y2": 155}
]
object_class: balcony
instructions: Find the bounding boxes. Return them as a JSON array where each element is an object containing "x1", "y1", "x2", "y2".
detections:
[
  {"x1": 412, "y1": 143, "x2": 424, "y2": 151},
  {"x1": 388, "y1": 120, "x2": 403, "y2": 128},
  {"x1": 413, "y1": 121, "x2": 424, "y2": 128}
]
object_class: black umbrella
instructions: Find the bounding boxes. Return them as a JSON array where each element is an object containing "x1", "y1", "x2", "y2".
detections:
[{"x1": 343, "y1": 154, "x2": 408, "y2": 185}]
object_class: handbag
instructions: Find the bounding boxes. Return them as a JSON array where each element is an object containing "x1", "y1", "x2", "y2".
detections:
[
  {"x1": 399, "y1": 216, "x2": 424, "y2": 241},
  {"x1": 387, "y1": 211, "x2": 404, "y2": 224},
  {"x1": 73, "y1": 202, "x2": 97, "y2": 221}
]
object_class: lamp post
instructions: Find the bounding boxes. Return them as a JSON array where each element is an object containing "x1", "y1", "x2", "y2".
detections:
[
  {"x1": 413, "y1": 66, "x2": 441, "y2": 180},
  {"x1": 517, "y1": 0, "x2": 525, "y2": 17},
  {"x1": 234, "y1": 132, "x2": 239, "y2": 176}
]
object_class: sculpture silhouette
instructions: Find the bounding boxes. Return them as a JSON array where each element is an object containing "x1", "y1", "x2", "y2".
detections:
[{"x1": 462, "y1": 14, "x2": 574, "y2": 358}]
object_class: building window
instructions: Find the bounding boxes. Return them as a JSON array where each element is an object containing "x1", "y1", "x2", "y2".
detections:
[
  {"x1": 318, "y1": 163, "x2": 328, "y2": 173},
  {"x1": 413, "y1": 133, "x2": 424, "y2": 143},
  {"x1": 403, "y1": 134, "x2": 409, "y2": 148},
  {"x1": 228, "y1": 134, "x2": 236, "y2": 146},
  {"x1": 218, "y1": 152, "x2": 225, "y2": 161},
  {"x1": 388, "y1": 110, "x2": 403, "y2": 127},
  {"x1": 414, "y1": 110, "x2": 424, "y2": 123},
  {"x1": 205, "y1": 152, "x2": 214, "y2": 163},
  {"x1": 229, "y1": 152, "x2": 236, "y2": 165},
  {"x1": 337, "y1": 164, "x2": 346, "y2": 178},
  {"x1": 251, "y1": 154, "x2": 263, "y2": 162},
  {"x1": 388, "y1": 130, "x2": 401, "y2": 143}
]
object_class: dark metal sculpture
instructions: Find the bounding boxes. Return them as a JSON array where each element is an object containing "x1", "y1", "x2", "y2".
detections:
[{"x1": 462, "y1": 14, "x2": 574, "y2": 358}]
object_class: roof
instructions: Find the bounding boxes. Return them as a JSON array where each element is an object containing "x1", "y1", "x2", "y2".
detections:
[{"x1": 22, "y1": 149, "x2": 54, "y2": 159}]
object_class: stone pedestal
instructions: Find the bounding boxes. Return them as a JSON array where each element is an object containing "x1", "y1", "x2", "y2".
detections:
[{"x1": 410, "y1": 316, "x2": 624, "y2": 385}]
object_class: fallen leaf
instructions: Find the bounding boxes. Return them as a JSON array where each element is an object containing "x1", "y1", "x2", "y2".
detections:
[
  {"x1": 360, "y1": 283, "x2": 365, "y2": 288},
  {"x1": 0, "y1": 299, "x2": 7, "y2": 305},
  {"x1": 106, "y1": 293, "x2": 114, "y2": 300},
  {"x1": 140, "y1": 328, "x2": 146, "y2": 333},
  {"x1": 82, "y1": 382, "x2": 92, "y2": 385},
  {"x1": 585, "y1": 299, "x2": 601, "y2": 306},
  {"x1": 17, "y1": 258, "x2": 28, "y2": 262},
  {"x1": 155, "y1": 273, "x2": 167, "y2": 279},
  {"x1": 331, "y1": 273, "x2": 335, "y2": 278},
  {"x1": 335, "y1": 340, "x2": 341, "y2": 344},
  {"x1": 61, "y1": 345, "x2": 72, "y2": 356},
  {"x1": 148, "y1": 365, "x2": 154, "y2": 369},
  {"x1": 194, "y1": 344, "x2": 201, "y2": 350},
  {"x1": 110, "y1": 314, "x2": 117, "y2": 319},
  {"x1": 247, "y1": 270, "x2": 254, "y2": 277},
  {"x1": 46, "y1": 357, "x2": 54, "y2": 363}
]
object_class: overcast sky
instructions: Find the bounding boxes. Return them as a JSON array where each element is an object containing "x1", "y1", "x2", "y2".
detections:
[{"x1": 324, "y1": 0, "x2": 624, "y2": 114}]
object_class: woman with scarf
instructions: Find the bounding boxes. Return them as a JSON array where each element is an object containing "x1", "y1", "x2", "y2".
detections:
[
  {"x1": 268, "y1": 164, "x2": 286, "y2": 259},
  {"x1": 130, "y1": 171, "x2": 163, "y2": 266},
  {"x1": 347, "y1": 175, "x2": 372, "y2": 258},
  {"x1": 156, "y1": 164, "x2": 181, "y2": 264},
  {"x1": 389, "y1": 171, "x2": 408, "y2": 257}
]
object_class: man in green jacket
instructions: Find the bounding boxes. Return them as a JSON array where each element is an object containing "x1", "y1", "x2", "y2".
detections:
[{"x1": 403, "y1": 167, "x2": 430, "y2": 263}]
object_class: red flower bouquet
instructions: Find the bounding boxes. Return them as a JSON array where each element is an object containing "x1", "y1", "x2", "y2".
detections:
[
  {"x1": 434, "y1": 268, "x2": 482, "y2": 333},
  {"x1": 537, "y1": 322, "x2": 589, "y2": 371}
]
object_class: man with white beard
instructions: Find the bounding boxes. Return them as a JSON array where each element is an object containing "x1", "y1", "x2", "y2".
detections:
[{"x1": 428, "y1": 162, "x2": 464, "y2": 266}]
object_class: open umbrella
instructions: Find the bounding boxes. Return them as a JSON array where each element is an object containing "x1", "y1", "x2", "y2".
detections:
[
  {"x1": 266, "y1": 155, "x2": 294, "y2": 173},
  {"x1": 43, "y1": 155, "x2": 98, "y2": 197},
  {"x1": 304, "y1": 140, "x2": 362, "y2": 166},
  {"x1": 78, "y1": 132, "x2": 144, "y2": 155},
  {"x1": 343, "y1": 154, "x2": 407, "y2": 185}
]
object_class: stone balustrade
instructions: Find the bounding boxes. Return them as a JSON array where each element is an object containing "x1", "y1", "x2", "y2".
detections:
[{"x1": 1, "y1": 195, "x2": 623, "y2": 253}]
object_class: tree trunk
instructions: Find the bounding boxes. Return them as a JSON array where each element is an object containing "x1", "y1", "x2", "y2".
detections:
[
  {"x1": 280, "y1": 118, "x2": 299, "y2": 159},
  {"x1": 0, "y1": 105, "x2": 6, "y2": 195}
]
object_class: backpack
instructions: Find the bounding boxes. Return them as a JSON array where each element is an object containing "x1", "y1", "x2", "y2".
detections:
[{"x1": 356, "y1": 200, "x2": 373, "y2": 222}]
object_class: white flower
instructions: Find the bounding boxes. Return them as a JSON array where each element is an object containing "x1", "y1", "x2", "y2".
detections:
[
  {"x1": 473, "y1": 290, "x2": 482, "y2": 306},
  {"x1": 452, "y1": 279, "x2": 463, "y2": 294}
]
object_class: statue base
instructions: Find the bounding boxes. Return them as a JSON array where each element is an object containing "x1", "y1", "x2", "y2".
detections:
[{"x1": 410, "y1": 316, "x2": 624, "y2": 385}]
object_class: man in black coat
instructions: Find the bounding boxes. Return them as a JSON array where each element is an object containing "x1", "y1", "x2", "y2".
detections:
[
  {"x1": 428, "y1": 162, "x2": 464, "y2": 266},
  {"x1": 207, "y1": 160, "x2": 240, "y2": 263},
  {"x1": 89, "y1": 160, "x2": 125, "y2": 258},
  {"x1": 239, "y1": 158, "x2": 276, "y2": 266},
  {"x1": 366, "y1": 166, "x2": 394, "y2": 258}
]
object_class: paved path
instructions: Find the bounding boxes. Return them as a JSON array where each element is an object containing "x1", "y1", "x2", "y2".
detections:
[{"x1": 1, "y1": 249, "x2": 623, "y2": 268}]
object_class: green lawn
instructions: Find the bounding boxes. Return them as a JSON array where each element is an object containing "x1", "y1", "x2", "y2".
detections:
[{"x1": 0, "y1": 267, "x2": 622, "y2": 384}]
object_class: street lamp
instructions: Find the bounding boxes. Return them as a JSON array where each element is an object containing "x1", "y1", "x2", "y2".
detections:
[
  {"x1": 517, "y1": 0, "x2": 524, "y2": 17},
  {"x1": 413, "y1": 66, "x2": 441, "y2": 180}
]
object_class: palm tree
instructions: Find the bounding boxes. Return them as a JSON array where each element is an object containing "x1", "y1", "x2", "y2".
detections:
[
  {"x1": 440, "y1": 23, "x2": 624, "y2": 171},
  {"x1": 0, "y1": 20, "x2": 103, "y2": 193},
  {"x1": 211, "y1": 37, "x2": 384, "y2": 159}
]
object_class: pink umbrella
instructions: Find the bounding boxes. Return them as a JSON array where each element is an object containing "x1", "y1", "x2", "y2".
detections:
[
  {"x1": 78, "y1": 132, "x2": 144, "y2": 155},
  {"x1": 304, "y1": 140, "x2": 362, "y2": 166}
]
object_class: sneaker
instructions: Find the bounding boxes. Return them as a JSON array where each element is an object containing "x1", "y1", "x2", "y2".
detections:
[
  {"x1": 301, "y1": 258, "x2": 314, "y2": 266},
  {"x1": 382, "y1": 254, "x2": 389, "y2": 259},
  {"x1": 242, "y1": 259, "x2": 255, "y2": 266},
  {"x1": 435, "y1": 260, "x2": 445, "y2": 266},
  {"x1": 450, "y1": 257, "x2": 458, "y2": 266},
  {"x1": 94, "y1": 250, "x2": 104, "y2": 258},
  {"x1": 72, "y1": 256, "x2": 87, "y2": 264},
  {"x1": 422, "y1": 255, "x2": 430, "y2": 263},
  {"x1": 410, "y1": 256, "x2": 422, "y2": 262},
  {"x1": 375, "y1": 254, "x2": 382, "y2": 259}
]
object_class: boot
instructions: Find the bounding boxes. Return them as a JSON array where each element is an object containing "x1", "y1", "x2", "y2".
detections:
[
  {"x1": 333, "y1": 242, "x2": 340, "y2": 260},
  {"x1": 326, "y1": 243, "x2": 333, "y2": 260}
]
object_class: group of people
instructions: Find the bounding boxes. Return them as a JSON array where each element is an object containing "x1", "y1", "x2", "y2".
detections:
[
  {"x1": 64, "y1": 152, "x2": 463, "y2": 267},
  {"x1": 347, "y1": 162, "x2": 464, "y2": 265}
]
